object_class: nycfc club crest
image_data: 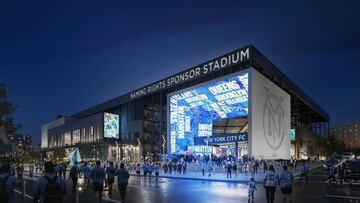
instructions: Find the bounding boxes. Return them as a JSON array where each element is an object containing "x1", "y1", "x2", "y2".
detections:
[{"x1": 263, "y1": 87, "x2": 285, "y2": 153}]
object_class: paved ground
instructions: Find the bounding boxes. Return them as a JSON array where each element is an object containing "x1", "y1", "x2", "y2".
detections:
[
  {"x1": 127, "y1": 162, "x2": 323, "y2": 183},
  {"x1": 13, "y1": 169, "x2": 360, "y2": 203}
]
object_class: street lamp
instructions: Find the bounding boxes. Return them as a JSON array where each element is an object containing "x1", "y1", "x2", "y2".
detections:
[
  {"x1": 136, "y1": 138, "x2": 141, "y2": 162},
  {"x1": 115, "y1": 140, "x2": 120, "y2": 163},
  {"x1": 162, "y1": 133, "x2": 166, "y2": 164}
]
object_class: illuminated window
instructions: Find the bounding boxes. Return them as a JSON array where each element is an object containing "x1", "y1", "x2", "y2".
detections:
[
  {"x1": 64, "y1": 132, "x2": 71, "y2": 146},
  {"x1": 72, "y1": 129, "x2": 80, "y2": 145}
]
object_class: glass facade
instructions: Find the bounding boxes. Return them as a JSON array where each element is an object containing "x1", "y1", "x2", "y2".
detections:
[{"x1": 48, "y1": 125, "x2": 100, "y2": 148}]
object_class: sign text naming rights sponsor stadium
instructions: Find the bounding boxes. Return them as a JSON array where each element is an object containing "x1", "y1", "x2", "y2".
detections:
[{"x1": 129, "y1": 47, "x2": 250, "y2": 99}]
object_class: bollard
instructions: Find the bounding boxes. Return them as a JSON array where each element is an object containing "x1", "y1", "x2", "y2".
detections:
[{"x1": 22, "y1": 178, "x2": 25, "y2": 200}]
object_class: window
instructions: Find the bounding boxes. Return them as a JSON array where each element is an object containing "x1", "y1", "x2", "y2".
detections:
[
  {"x1": 72, "y1": 129, "x2": 80, "y2": 145},
  {"x1": 64, "y1": 132, "x2": 71, "y2": 146}
]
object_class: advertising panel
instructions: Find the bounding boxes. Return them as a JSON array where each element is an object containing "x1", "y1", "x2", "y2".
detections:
[
  {"x1": 168, "y1": 71, "x2": 249, "y2": 154},
  {"x1": 104, "y1": 112, "x2": 119, "y2": 139}
]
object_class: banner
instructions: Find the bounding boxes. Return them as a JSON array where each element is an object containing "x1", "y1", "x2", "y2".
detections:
[
  {"x1": 194, "y1": 133, "x2": 248, "y2": 145},
  {"x1": 68, "y1": 148, "x2": 81, "y2": 166}
]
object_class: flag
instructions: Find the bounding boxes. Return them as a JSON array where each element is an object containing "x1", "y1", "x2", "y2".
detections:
[{"x1": 69, "y1": 148, "x2": 81, "y2": 166}]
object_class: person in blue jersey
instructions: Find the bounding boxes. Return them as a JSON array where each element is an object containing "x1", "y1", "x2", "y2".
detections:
[
  {"x1": 106, "y1": 161, "x2": 117, "y2": 195},
  {"x1": 90, "y1": 161, "x2": 106, "y2": 203},
  {"x1": 154, "y1": 162, "x2": 160, "y2": 182},
  {"x1": 0, "y1": 163, "x2": 19, "y2": 203},
  {"x1": 33, "y1": 161, "x2": 67, "y2": 203},
  {"x1": 247, "y1": 177, "x2": 257, "y2": 203},
  {"x1": 69, "y1": 161, "x2": 80, "y2": 194},
  {"x1": 142, "y1": 162, "x2": 148, "y2": 177},
  {"x1": 279, "y1": 165, "x2": 293, "y2": 203},
  {"x1": 263, "y1": 165, "x2": 279, "y2": 203},
  {"x1": 116, "y1": 163, "x2": 130, "y2": 203},
  {"x1": 81, "y1": 162, "x2": 91, "y2": 190}
]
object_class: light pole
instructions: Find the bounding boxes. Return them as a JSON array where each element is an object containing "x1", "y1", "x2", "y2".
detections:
[
  {"x1": 162, "y1": 133, "x2": 166, "y2": 164},
  {"x1": 115, "y1": 140, "x2": 120, "y2": 163},
  {"x1": 136, "y1": 138, "x2": 141, "y2": 162}
]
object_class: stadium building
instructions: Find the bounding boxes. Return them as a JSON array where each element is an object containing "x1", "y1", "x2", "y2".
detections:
[{"x1": 41, "y1": 45, "x2": 329, "y2": 161}]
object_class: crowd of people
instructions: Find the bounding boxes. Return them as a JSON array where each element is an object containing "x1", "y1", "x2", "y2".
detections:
[
  {"x1": 0, "y1": 153, "x2": 316, "y2": 203},
  {"x1": 0, "y1": 160, "x2": 130, "y2": 203}
]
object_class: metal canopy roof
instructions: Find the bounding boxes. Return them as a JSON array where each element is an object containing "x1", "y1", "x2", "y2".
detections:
[
  {"x1": 250, "y1": 46, "x2": 329, "y2": 123},
  {"x1": 71, "y1": 45, "x2": 329, "y2": 124}
]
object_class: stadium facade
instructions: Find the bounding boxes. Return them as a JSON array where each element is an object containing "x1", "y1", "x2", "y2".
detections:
[{"x1": 41, "y1": 45, "x2": 329, "y2": 161}]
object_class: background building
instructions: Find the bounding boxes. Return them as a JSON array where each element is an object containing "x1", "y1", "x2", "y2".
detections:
[
  {"x1": 41, "y1": 45, "x2": 329, "y2": 161},
  {"x1": 330, "y1": 122, "x2": 360, "y2": 149},
  {"x1": 9, "y1": 133, "x2": 32, "y2": 155}
]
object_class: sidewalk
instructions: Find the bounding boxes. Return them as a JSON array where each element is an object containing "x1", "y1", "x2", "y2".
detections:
[{"x1": 130, "y1": 162, "x2": 323, "y2": 183}]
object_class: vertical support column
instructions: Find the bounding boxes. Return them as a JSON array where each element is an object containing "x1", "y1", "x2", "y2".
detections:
[{"x1": 235, "y1": 142, "x2": 239, "y2": 158}]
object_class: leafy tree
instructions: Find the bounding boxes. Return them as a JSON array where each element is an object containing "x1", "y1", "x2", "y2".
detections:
[
  {"x1": 306, "y1": 141, "x2": 320, "y2": 157},
  {"x1": 52, "y1": 148, "x2": 66, "y2": 163},
  {"x1": 319, "y1": 133, "x2": 345, "y2": 158},
  {"x1": 0, "y1": 83, "x2": 20, "y2": 135}
]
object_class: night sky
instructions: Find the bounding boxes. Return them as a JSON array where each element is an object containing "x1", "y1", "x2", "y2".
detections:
[{"x1": 1, "y1": 1, "x2": 359, "y2": 145}]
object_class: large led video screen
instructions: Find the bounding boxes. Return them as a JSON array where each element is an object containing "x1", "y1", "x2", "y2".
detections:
[
  {"x1": 104, "y1": 112, "x2": 119, "y2": 139},
  {"x1": 168, "y1": 71, "x2": 249, "y2": 154}
]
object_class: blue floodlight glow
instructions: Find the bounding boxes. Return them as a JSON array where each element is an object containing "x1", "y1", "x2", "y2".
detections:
[{"x1": 168, "y1": 72, "x2": 249, "y2": 154}]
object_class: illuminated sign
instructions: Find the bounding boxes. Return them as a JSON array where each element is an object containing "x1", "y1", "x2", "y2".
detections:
[
  {"x1": 187, "y1": 145, "x2": 213, "y2": 154},
  {"x1": 168, "y1": 71, "x2": 249, "y2": 154},
  {"x1": 104, "y1": 112, "x2": 119, "y2": 139},
  {"x1": 130, "y1": 47, "x2": 250, "y2": 99},
  {"x1": 194, "y1": 133, "x2": 248, "y2": 145}
]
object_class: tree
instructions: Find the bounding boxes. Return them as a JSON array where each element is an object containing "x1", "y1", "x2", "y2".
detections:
[
  {"x1": 52, "y1": 148, "x2": 66, "y2": 163},
  {"x1": 306, "y1": 141, "x2": 320, "y2": 157},
  {"x1": 0, "y1": 83, "x2": 20, "y2": 135},
  {"x1": 319, "y1": 133, "x2": 345, "y2": 158}
]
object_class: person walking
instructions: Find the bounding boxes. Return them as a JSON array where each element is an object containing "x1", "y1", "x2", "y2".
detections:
[
  {"x1": 248, "y1": 177, "x2": 257, "y2": 203},
  {"x1": 136, "y1": 163, "x2": 141, "y2": 179},
  {"x1": 0, "y1": 163, "x2": 18, "y2": 203},
  {"x1": 154, "y1": 162, "x2": 160, "y2": 182},
  {"x1": 69, "y1": 161, "x2": 79, "y2": 194},
  {"x1": 57, "y1": 164, "x2": 64, "y2": 179},
  {"x1": 168, "y1": 162, "x2": 172, "y2": 174},
  {"x1": 299, "y1": 162, "x2": 309, "y2": 183},
  {"x1": 148, "y1": 162, "x2": 153, "y2": 180},
  {"x1": 338, "y1": 162, "x2": 348, "y2": 184},
  {"x1": 81, "y1": 162, "x2": 91, "y2": 190},
  {"x1": 326, "y1": 164, "x2": 335, "y2": 185},
  {"x1": 201, "y1": 161, "x2": 206, "y2": 176},
  {"x1": 142, "y1": 162, "x2": 148, "y2": 178},
  {"x1": 263, "y1": 161, "x2": 268, "y2": 174},
  {"x1": 62, "y1": 163, "x2": 67, "y2": 180},
  {"x1": 207, "y1": 161, "x2": 213, "y2": 177},
  {"x1": 264, "y1": 165, "x2": 278, "y2": 203},
  {"x1": 90, "y1": 161, "x2": 106, "y2": 203},
  {"x1": 182, "y1": 162, "x2": 187, "y2": 174},
  {"x1": 254, "y1": 160, "x2": 259, "y2": 174},
  {"x1": 106, "y1": 161, "x2": 116, "y2": 195},
  {"x1": 116, "y1": 163, "x2": 130, "y2": 203},
  {"x1": 226, "y1": 159, "x2": 232, "y2": 178},
  {"x1": 293, "y1": 159, "x2": 297, "y2": 170},
  {"x1": 33, "y1": 161, "x2": 67, "y2": 203},
  {"x1": 232, "y1": 161, "x2": 238, "y2": 176},
  {"x1": 29, "y1": 164, "x2": 34, "y2": 179},
  {"x1": 163, "y1": 162, "x2": 168, "y2": 173},
  {"x1": 279, "y1": 165, "x2": 293, "y2": 203}
]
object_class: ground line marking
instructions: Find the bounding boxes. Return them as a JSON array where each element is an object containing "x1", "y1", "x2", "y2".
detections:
[
  {"x1": 324, "y1": 194, "x2": 360, "y2": 200},
  {"x1": 14, "y1": 189, "x2": 34, "y2": 200}
]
